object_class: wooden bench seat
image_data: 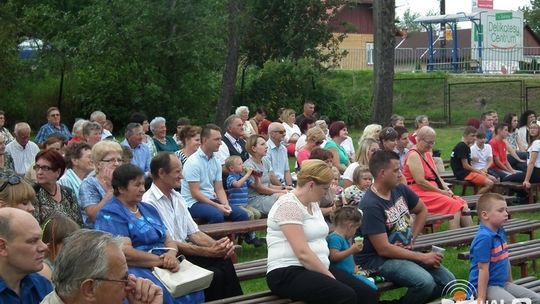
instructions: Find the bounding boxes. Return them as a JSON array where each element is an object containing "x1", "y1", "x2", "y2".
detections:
[
  {"x1": 199, "y1": 219, "x2": 268, "y2": 238},
  {"x1": 458, "y1": 239, "x2": 540, "y2": 277},
  {"x1": 493, "y1": 181, "x2": 540, "y2": 204},
  {"x1": 447, "y1": 179, "x2": 478, "y2": 195},
  {"x1": 468, "y1": 204, "x2": 540, "y2": 218},
  {"x1": 205, "y1": 282, "x2": 397, "y2": 304},
  {"x1": 412, "y1": 219, "x2": 540, "y2": 251}
]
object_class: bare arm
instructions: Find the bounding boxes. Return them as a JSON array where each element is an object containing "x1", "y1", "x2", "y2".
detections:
[
  {"x1": 505, "y1": 140, "x2": 524, "y2": 162},
  {"x1": 476, "y1": 262, "x2": 490, "y2": 303},
  {"x1": 461, "y1": 158, "x2": 484, "y2": 175},
  {"x1": 329, "y1": 244, "x2": 362, "y2": 262},
  {"x1": 214, "y1": 181, "x2": 229, "y2": 206},
  {"x1": 282, "y1": 224, "x2": 335, "y2": 278},
  {"x1": 188, "y1": 182, "x2": 220, "y2": 207},
  {"x1": 85, "y1": 189, "x2": 114, "y2": 223},
  {"x1": 251, "y1": 176, "x2": 287, "y2": 195},
  {"x1": 284, "y1": 170, "x2": 293, "y2": 187},
  {"x1": 122, "y1": 237, "x2": 164, "y2": 268},
  {"x1": 407, "y1": 153, "x2": 448, "y2": 195},
  {"x1": 328, "y1": 148, "x2": 346, "y2": 173},
  {"x1": 523, "y1": 151, "x2": 538, "y2": 187},
  {"x1": 409, "y1": 199, "x2": 428, "y2": 241},
  {"x1": 230, "y1": 170, "x2": 253, "y2": 188}
]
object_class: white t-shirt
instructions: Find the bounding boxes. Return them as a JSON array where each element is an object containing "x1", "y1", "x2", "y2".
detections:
[
  {"x1": 266, "y1": 193, "x2": 330, "y2": 273},
  {"x1": 283, "y1": 123, "x2": 301, "y2": 143},
  {"x1": 470, "y1": 143, "x2": 493, "y2": 170},
  {"x1": 343, "y1": 162, "x2": 360, "y2": 183},
  {"x1": 341, "y1": 136, "x2": 355, "y2": 160},
  {"x1": 527, "y1": 140, "x2": 540, "y2": 168}
]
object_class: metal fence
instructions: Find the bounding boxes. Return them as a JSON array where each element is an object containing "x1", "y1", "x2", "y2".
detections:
[{"x1": 337, "y1": 47, "x2": 540, "y2": 74}]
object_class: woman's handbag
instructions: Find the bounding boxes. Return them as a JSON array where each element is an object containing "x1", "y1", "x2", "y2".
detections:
[{"x1": 149, "y1": 250, "x2": 214, "y2": 297}]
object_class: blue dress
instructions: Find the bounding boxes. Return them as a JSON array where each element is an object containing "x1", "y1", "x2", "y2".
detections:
[{"x1": 95, "y1": 196, "x2": 205, "y2": 304}]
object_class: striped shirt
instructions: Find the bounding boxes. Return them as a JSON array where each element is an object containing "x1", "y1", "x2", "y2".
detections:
[{"x1": 469, "y1": 223, "x2": 509, "y2": 288}]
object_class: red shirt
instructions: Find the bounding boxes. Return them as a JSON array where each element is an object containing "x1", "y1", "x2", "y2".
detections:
[{"x1": 488, "y1": 138, "x2": 507, "y2": 169}]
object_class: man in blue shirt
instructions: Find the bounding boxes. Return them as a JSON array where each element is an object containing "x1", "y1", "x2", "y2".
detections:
[
  {"x1": 121, "y1": 123, "x2": 151, "y2": 175},
  {"x1": 0, "y1": 207, "x2": 52, "y2": 303},
  {"x1": 266, "y1": 122, "x2": 293, "y2": 187},
  {"x1": 181, "y1": 124, "x2": 249, "y2": 224},
  {"x1": 35, "y1": 107, "x2": 72, "y2": 144}
]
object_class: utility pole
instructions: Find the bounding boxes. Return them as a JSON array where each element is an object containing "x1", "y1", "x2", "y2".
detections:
[{"x1": 440, "y1": 0, "x2": 446, "y2": 63}]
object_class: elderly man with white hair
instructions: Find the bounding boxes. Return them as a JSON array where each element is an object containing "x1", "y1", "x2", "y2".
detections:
[
  {"x1": 150, "y1": 117, "x2": 179, "y2": 152},
  {"x1": 41, "y1": 229, "x2": 163, "y2": 304},
  {"x1": 5, "y1": 122, "x2": 40, "y2": 175},
  {"x1": 235, "y1": 106, "x2": 257, "y2": 139}
]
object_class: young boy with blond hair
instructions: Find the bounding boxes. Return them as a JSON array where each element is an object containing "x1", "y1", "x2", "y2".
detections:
[{"x1": 469, "y1": 193, "x2": 540, "y2": 303}]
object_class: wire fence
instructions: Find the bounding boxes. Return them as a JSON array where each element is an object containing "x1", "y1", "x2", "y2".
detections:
[{"x1": 337, "y1": 47, "x2": 540, "y2": 74}]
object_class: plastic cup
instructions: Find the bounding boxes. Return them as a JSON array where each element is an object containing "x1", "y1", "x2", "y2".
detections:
[
  {"x1": 431, "y1": 245, "x2": 446, "y2": 256},
  {"x1": 354, "y1": 236, "x2": 364, "y2": 246}
]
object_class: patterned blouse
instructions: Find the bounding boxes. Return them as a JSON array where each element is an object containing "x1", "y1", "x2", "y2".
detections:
[
  {"x1": 1, "y1": 153, "x2": 14, "y2": 171},
  {"x1": 33, "y1": 184, "x2": 84, "y2": 226}
]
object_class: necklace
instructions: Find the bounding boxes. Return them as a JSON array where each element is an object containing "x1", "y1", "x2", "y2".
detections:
[
  {"x1": 129, "y1": 206, "x2": 139, "y2": 214},
  {"x1": 44, "y1": 184, "x2": 58, "y2": 197},
  {"x1": 371, "y1": 185, "x2": 389, "y2": 199}
]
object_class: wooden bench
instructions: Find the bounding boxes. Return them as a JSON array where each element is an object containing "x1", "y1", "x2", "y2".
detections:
[
  {"x1": 493, "y1": 181, "x2": 540, "y2": 204},
  {"x1": 458, "y1": 239, "x2": 540, "y2": 277},
  {"x1": 412, "y1": 219, "x2": 540, "y2": 251},
  {"x1": 468, "y1": 204, "x2": 540, "y2": 219},
  {"x1": 205, "y1": 282, "x2": 397, "y2": 304},
  {"x1": 447, "y1": 179, "x2": 479, "y2": 195},
  {"x1": 423, "y1": 214, "x2": 455, "y2": 233},
  {"x1": 199, "y1": 219, "x2": 268, "y2": 238}
]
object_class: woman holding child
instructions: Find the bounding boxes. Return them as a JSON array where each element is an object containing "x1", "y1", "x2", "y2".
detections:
[
  {"x1": 266, "y1": 160, "x2": 378, "y2": 304},
  {"x1": 244, "y1": 135, "x2": 288, "y2": 215},
  {"x1": 403, "y1": 126, "x2": 473, "y2": 230}
]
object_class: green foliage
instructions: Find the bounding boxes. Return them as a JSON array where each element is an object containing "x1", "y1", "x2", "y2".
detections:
[
  {"x1": 241, "y1": 59, "x2": 365, "y2": 124},
  {"x1": 523, "y1": 0, "x2": 540, "y2": 35}
]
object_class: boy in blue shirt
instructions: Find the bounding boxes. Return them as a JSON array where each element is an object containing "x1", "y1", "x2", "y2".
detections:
[
  {"x1": 469, "y1": 193, "x2": 540, "y2": 303},
  {"x1": 225, "y1": 155, "x2": 263, "y2": 247}
]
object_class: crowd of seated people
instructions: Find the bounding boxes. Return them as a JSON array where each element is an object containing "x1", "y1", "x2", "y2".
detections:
[{"x1": 3, "y1": 104, "x2": 540, "y2": 304}]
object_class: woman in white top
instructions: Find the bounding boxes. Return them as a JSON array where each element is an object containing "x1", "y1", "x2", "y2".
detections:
[
  {"x1": 266, "y1": 160, "x2": 377, "y2": 304},
  {"x1": 517, "y1": 110, "x2": 536, "y2": 149},
  {"x1": 523, "y1": 121, "x2": 540, "y2": 188},
  {"x1": 236, "y1": 106, "x2": 257, "y2": 139},
  {"x1": 281, "y1": 109, "x2": 302, "y2": 156}
]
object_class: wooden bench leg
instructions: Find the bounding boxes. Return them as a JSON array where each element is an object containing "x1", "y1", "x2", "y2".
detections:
[{"x1": 520, "y1": 263, "x2": 528, "y2": 277}]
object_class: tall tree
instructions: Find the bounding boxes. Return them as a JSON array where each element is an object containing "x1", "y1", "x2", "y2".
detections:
[
  {"x1": 214, "y1": 0, "x2": 346, "y2": 127},
  {"x1": 523, "y1": 0, "x2": 540, "y2": 35},
  {"x1": 372, "y1": 0, "x2": 395, "y2": 124},
  {"x1": 397, "y1": 8, "x2": 422, "y2": 32}
]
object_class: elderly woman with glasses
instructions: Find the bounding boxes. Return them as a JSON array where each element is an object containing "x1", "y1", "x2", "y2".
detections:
[
  {"x1": 33, "y1": 149, "x2": 83, "y2": 226},
  {"x1": 95, "y1": 164, "x2": 204, "y2": 304},
  {"x1": 79, "y1": 140, "x2": 123, "y2": 227},
  {"x1": 403, "y1": 126, "x2": 472, "y2": 230},
  {"x1": 0, "y1": 170, "x2": 35, "y2": 213},
  {"x1": 150, "y1": 117, "x2": 179, "y2": 153}
]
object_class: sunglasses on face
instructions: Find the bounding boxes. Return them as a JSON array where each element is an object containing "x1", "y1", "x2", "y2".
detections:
[{"x1": 0, "y1": 174, "x2": 21, "y2": 192}]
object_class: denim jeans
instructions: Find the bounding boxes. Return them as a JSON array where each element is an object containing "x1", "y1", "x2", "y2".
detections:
[
  {"x1": 188, "y1": 202, "x2": 249, "y2": 223},
  {"x1": 379, "y1": 259, "x2": 455, "y2": 304}
]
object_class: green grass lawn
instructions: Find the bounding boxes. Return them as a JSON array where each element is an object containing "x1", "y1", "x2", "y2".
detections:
[{"x1": 241, "y1": 126, "x2": 540, "y2": 298}]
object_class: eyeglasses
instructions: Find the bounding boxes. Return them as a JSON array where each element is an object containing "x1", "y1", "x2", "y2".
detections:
[
  {"x1": 33, "y1": 164, "x2": 55, "y2": 172},
  {"x1": 0, "y1": 175, "x2": 21, "y2": 192},
  {"x1": 101, "y1": 158, "x2": 123, "y2": 164},
  {"x1": 92, "y1": 274, "x2": 129, "y2": 286}
]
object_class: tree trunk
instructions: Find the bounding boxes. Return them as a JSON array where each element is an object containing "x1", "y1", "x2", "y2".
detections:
[
  {"x1": 215, "y1": 0, "x2": 241, "y2": 129},
  {"x1": 372, "y1": 0, "x2": 395, "y2": 124}
]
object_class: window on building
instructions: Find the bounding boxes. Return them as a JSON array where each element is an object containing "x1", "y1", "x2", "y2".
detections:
[{"x1": 366, "y1": 43, "x2": 374, "y2": 65}]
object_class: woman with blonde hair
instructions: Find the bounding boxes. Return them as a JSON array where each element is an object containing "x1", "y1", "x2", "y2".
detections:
[
  {"x1": 297, "y1": 127, "x2": 326, "y2": 169},
  {"x1": 79, "y1": 140, "x2": 123, "y2": 227},
  {"x1": 358, "y1": 124, "x2": 382, "y2": 143},
  {"x1": 39, "y1": 214, "x2": 80, "y2": 280},
  {"x1": 0, "y1": 170, "x2": 35, "y2": 213},
  {"x1": 343, "y1": 138, "x2": 380, "y2": 187},
  {"x1": 266, "y1": 159, "x2": 377, "y2": 304}
]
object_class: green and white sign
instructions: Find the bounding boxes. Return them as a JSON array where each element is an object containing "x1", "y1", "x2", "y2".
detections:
[{"x1": 471, "y1": 10, "x2": 524, "y2": 73}]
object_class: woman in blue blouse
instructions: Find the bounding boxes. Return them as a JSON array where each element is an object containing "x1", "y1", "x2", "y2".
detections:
[{"x1": 95, "y1": 164, "x2": 204, "y2": 304}]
